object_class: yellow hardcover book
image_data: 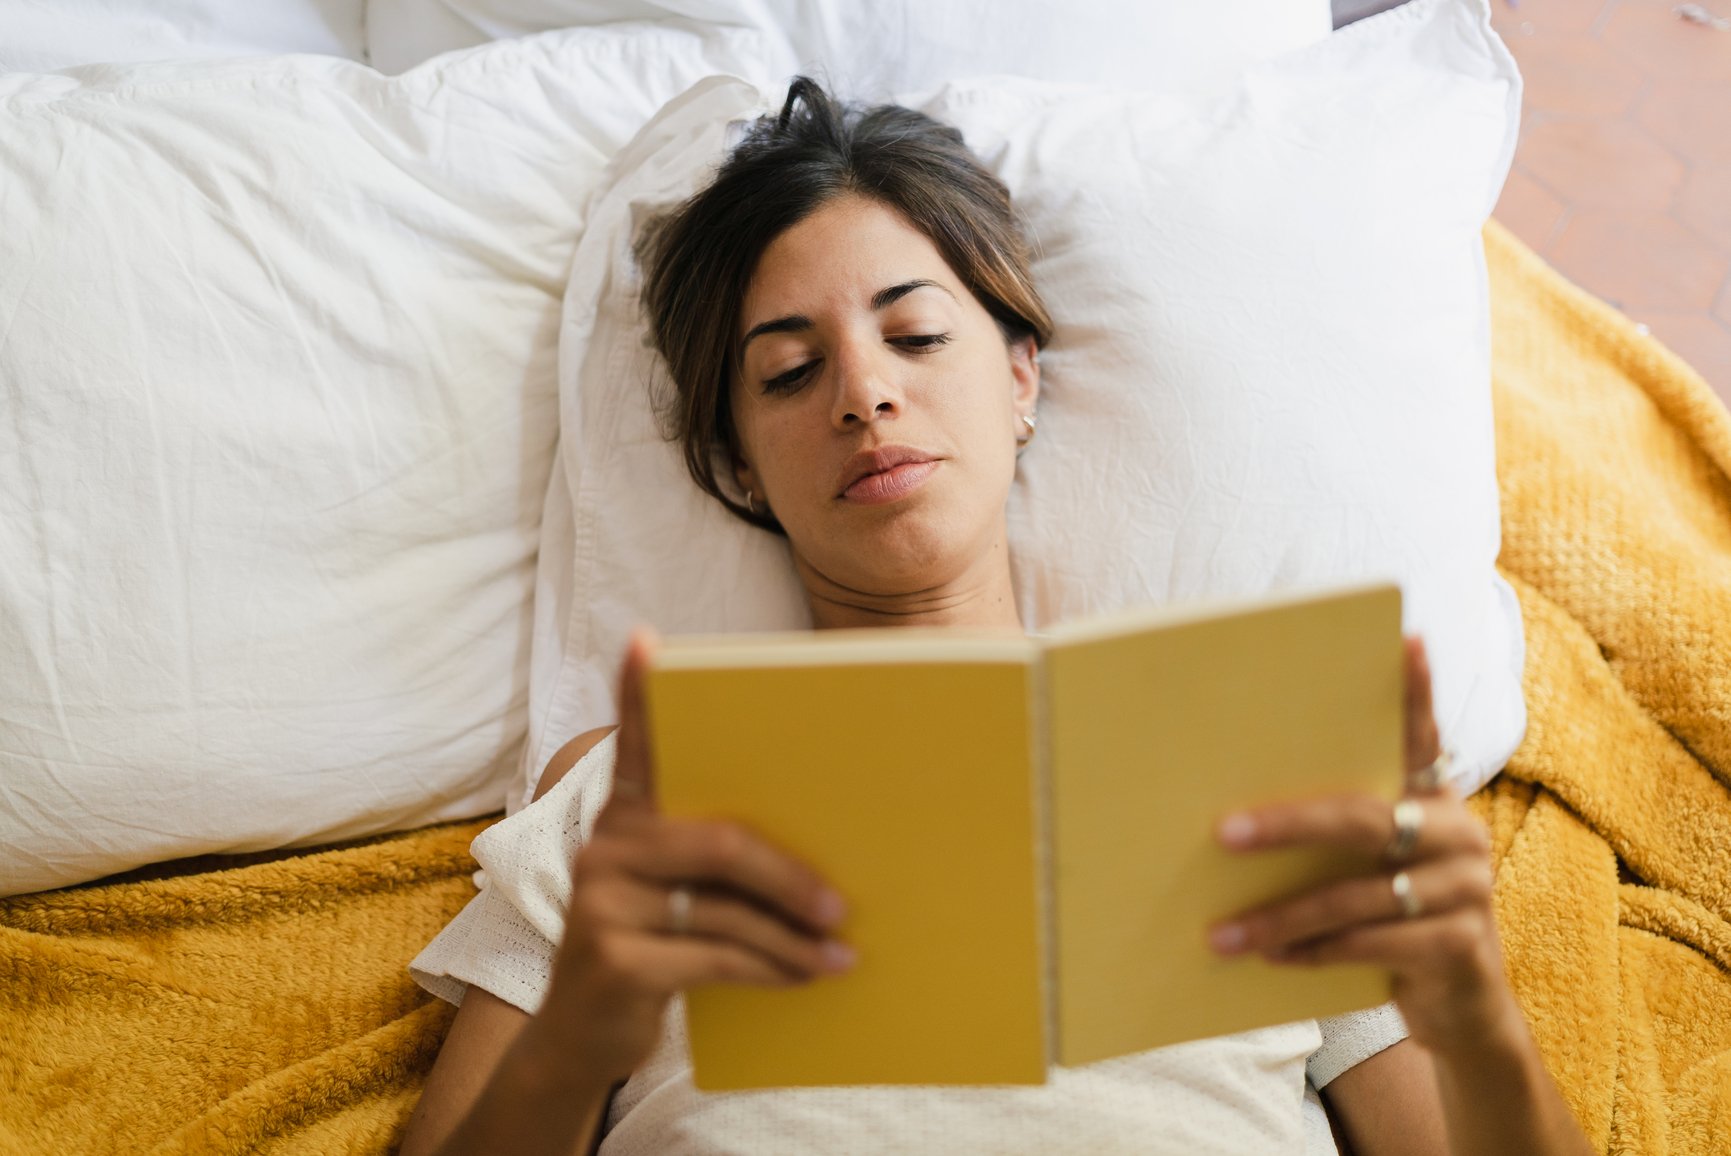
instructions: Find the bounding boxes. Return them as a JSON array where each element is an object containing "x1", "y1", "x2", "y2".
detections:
[{"x1": 645, "y1": 580, "x2": 1404, "y2": 1090}]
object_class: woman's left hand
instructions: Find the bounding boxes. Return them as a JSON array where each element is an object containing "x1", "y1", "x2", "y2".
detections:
[{"x1": 1207, "y1": 635, "x2": 1515, "y2": 1057}]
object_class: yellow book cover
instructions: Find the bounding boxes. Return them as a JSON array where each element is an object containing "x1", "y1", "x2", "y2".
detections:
[{"x1": 645, "y1": 581, "x2": 1404, "y2": 1090}]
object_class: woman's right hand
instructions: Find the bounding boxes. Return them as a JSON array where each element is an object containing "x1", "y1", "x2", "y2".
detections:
[{"x1": 535, "y1": 629, "x2": 855, "y2": 1086}]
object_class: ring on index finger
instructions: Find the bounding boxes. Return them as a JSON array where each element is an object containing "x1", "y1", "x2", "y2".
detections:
[{"x1": 1385, "y1": 799, "x2": 1425, "y2": 862}]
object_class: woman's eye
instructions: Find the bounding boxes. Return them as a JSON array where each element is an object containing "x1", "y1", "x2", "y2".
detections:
[
  {"x1": 763, "y1": 361, "x2": 818, "y2": 393},
  {"x1": 759, "y1": 335, "x2": 948, "y2": 393}
]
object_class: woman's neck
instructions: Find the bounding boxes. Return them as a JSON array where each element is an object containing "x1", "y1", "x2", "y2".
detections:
[{"x1": 794, "y1": 533, "x2": 1024, "y2": 632}]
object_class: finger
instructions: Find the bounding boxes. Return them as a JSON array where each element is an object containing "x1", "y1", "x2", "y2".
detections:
[
  {"x1": 641, "y1": 881, "x2": 854, "y2": 978},
  {"x1": 593, "y1": 929, "x2": 812, "y2": 993},
  {"x1": 608, "y1": 627, "x2": 661, "y2": 811},
  {"x1": 1403, "y1": 634, "x2": 1444, "y2": 780},
  {"x1": 1259, "y1": 906, "x2": 1498, "y2": 977},
  {"x1": 625, "y1": 817, "x2": 847, "y2": 935},
  {"x1": 1217, "y1": 793, "x2": 1490, "y2": 861},
  {"x1": 1209, "y1": 854, "x2": 1493, "y2": 957}
]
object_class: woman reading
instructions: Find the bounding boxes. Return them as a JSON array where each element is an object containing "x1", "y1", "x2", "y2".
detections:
[{"x1": 402, "y1": 79, "x2": 1592, "y2": 1156}]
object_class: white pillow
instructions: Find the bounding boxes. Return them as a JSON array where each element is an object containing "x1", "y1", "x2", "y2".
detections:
[
  {"x1": 520, "y1": 0, "x2": 1528, "y2": 813},
  {"x1": 0, "y1": 24, "x2": 765, "y2": 897},
  {"x1": 0, "y1": 0, "x2": 368, "y2": 70},
  {"x1": 366, "y1": 0, "x2": 1332, "y2": 91}
]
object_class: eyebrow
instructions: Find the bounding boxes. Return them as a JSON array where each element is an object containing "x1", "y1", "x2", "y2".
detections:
[{"x1": 740, "y1": 279, "x2": 956, "y2": 350}]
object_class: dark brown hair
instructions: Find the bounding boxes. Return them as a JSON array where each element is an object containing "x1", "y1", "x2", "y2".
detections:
[{"x1": 638, "y1": 76, "x2": 1053, "y2": 533}]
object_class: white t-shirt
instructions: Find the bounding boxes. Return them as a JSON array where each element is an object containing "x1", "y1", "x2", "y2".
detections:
[{"x1": 411, "y1": 732, "x2": 1407, "y2": 1155}]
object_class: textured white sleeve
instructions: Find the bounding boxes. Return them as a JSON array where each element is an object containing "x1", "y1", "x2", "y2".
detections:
[
  {"x1": 408, "y1": 881, "x2": 561, "y2": 1014},
  {"x1": 1307, "y1": 1002, "x2": 1410, "y2": 1089},
  {"x1": 410, "y1": 732, "x2": 618, "y2": 1014}
]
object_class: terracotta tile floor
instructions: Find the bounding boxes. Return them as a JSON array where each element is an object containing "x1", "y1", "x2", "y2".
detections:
[{"x1": 1488, "y1": 0, "x2": 1731, "y2": 407}]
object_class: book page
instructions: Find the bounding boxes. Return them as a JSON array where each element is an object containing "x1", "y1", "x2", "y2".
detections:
[
  {"x1": 649, "y1": 654, "x2": 1048, "y2": 1088},
  {"x1": 1044, "y1": 584, "x2": 1404, "y2": 1065}
]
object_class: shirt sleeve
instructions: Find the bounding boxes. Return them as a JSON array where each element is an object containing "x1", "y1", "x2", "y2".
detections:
[
  {"x1": 1307, "y1": 1002, "x2": 1410, "y2": 1089},
  {"x1": 409, "y1": 731, "x2": 618, "y2": 1014},
  {"x1": 409, "y1": 879, "x2": 561, "y2": 1014}
]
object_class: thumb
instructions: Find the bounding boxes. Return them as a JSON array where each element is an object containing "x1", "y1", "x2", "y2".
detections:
[
  {"x1": 609, "y1": 626, "x2": 661, "y2": 809},
  {"x1": 1402, "y1": 633, "x2": 1441, "y2": 773}
]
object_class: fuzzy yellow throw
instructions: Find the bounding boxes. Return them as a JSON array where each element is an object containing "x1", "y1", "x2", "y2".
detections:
[
  {"x1": 2, "y1": 223, "x2": 1728, "y2": 1153},
  {"x1": 0, "y1": 821, "x2": 491, "y2": 1153},
  {"x1": 1472, "y1": 220, "x2": 1731, "y2": 1152}
]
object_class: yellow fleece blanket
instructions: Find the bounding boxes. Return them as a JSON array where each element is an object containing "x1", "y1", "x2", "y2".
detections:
[
  {"x1": 0, "y1": 821, "x2": 493, "y2": 1154},
  {"x1": 2, "y1": 223, "x2": 1727, "y2": 1153},
  {"x1": 1472, "y1": 220, "x2": 1731, "y2": 1153}
]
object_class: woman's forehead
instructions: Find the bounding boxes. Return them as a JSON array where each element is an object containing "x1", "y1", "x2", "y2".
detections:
[{"x1": 742, "y1": 197, "x2": 964, "y2": 327}]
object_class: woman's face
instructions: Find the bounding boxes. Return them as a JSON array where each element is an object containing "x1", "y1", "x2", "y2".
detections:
[{"x1": 731, "y1": 195, "x2": 1039, "y2": 600}]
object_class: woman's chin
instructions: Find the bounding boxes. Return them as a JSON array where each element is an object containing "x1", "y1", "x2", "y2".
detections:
[{"x1": 797, "y1": 507, "x2": 984, "y2": 597}]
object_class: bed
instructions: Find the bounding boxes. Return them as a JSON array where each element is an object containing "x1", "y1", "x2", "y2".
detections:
[{"x1": 1, "y1": 1, "x2": 1726, "y2": 1151}]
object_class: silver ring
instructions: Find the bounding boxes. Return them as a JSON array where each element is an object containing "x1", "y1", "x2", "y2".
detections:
[
  {"x1": 1410, "y1": 747, "x2": 1453, "y2": 794},
  {"x1": 1386, "y1": 798, "x2": 1425, "y2": 861},
  {"x1": 668, "y1": 885, "x2": 694, "y2": 935},
  {"x1": 1391, "y1": 870, "x2": 1423, "y2": 919}
]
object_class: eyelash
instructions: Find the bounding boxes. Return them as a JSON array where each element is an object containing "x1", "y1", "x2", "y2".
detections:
[{"x1": 762, "y1": 333, "x2": 952, "y2": 394}]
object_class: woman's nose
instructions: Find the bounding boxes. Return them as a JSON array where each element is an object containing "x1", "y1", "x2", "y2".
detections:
[{"x1": 828, "y1": 339, "x2": 900, "y2": 428}]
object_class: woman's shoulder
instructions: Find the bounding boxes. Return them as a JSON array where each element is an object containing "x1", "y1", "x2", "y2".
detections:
[
  {"x1": 532, "y1": 725, "x2": 617, "y2": 803},
  {"x1": 461, "y1": 727, "x2": 619, "y2": 940}
]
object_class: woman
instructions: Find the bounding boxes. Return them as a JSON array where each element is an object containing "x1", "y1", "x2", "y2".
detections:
[{"x1": 401, "y1": 79, "x2": 1592, "y2": 1155}]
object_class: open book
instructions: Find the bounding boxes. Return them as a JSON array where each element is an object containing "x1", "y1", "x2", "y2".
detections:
[{"x1": 644, "y1": 581, "x2": 1405, "y2": 1090}]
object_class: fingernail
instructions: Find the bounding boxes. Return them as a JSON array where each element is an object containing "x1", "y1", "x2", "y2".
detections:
[
  {"x1": 1217, "y1": 813, "x2": 1257, "y2": 848},
  {"x1": 814, "y1": 889, "x2": 847, "y2": 929},
  {"x1": 821, "y1": 940, "x2": 857, "y2": 973},
  {"x1": 1209, "y1": 922, "x2": 1247, "y2": 954}
]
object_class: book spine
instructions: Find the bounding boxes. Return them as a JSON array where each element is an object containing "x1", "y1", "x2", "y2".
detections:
[{"x1": 1030, "y1": 651, "x2": 1058, "y2": 1066}]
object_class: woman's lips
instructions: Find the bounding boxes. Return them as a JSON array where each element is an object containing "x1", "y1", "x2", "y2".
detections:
[{"x1": 841, "y1": 460, "x2": 939, "y2": 505}]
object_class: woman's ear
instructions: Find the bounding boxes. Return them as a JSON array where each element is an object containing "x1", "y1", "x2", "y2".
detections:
[
  {"x1": 732, "y1": 453, "x2": 760, "y2": 503},
  {"x1": 1009, "y1": 335, "x2": 1041, "y2": 416}
]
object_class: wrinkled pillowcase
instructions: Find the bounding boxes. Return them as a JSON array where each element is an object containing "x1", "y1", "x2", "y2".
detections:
[{"x1": 0, "y1": 23, "x2": 765, "y2": 896}]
